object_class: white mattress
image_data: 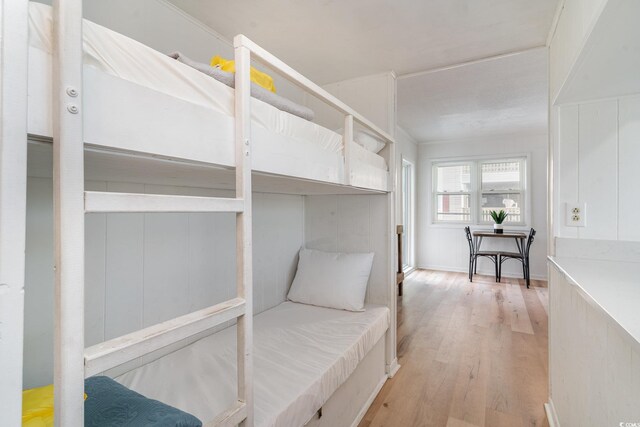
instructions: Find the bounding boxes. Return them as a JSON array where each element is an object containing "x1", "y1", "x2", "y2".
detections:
[{"x1": 115, "y1": 301, "x2": 389, "y2": 427}]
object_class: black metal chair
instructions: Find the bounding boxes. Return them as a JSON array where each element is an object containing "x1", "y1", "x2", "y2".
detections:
[
  {"x1": 464, "y1": 226, "x2": 499, "y2": 282},
  {"x1": 498, "y1": 228, "x2": 536, "y2": 288}
]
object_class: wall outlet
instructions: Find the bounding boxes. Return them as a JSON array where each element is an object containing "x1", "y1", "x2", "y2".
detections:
[{"x1": 566, "y1": 203, "x2": 586, "y2": 227}]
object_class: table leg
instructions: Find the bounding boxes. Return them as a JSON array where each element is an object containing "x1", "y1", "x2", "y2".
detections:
[
  {"x1": 474, "y1": 236, "x2": 483, "y2": 274},
  {"x1": 514, "y1": 237, "x2": 530, "y2": 288}
]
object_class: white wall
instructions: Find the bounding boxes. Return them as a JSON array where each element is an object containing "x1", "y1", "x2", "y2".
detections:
[
  {"x1": 554, "y1": 94, "x2": 640, "y2": 241},
  {"x1": 23, "y1": 177, "x2": 303, "y2": 388},
  {"x1": 416, "y1": 133, "x2": 548, "y2": 279},
  {"x1": 310, "y1": 72, "x2": 396, "y2": 135},
  {"x1": 395, "y1": 127, "x2": 418, "y2": 267},
  {"x1": 549, "y1": 0, "x2": 609, "y2": 102},
  {"x1": 395, "y1": 126, "x2": 418, "y2": 208}
]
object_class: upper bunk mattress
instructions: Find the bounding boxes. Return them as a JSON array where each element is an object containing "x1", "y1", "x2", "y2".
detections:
[
  {"x1": 115, "y1": 301, "x2": 390, "y2": 427},
  {"x1": 27, "y1": 2, "x2": 343, "y2": 154}
]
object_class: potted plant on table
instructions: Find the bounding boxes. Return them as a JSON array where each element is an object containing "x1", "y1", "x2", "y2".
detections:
[{"x1": 489, "y1": 209, "x2": 508, "y2": 234}]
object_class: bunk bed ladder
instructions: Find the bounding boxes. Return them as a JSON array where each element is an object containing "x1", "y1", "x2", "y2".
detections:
[{"x1": 52, "y1": 1, "x2": 253, "y2": 426}]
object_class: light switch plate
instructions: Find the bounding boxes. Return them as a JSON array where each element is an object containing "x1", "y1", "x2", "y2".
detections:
[{"x1": 566, "y1": 203, "x2": 586, "y2": 227}]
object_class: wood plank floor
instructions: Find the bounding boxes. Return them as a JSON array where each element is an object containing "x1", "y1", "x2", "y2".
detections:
[{"x1": 360, "y1": 270, "x2": 549, "y2": 427}]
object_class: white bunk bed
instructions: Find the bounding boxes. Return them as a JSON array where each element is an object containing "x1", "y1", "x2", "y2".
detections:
[
  {"x1": 26, "y1": 2, "x2": 392, "y2": 193},
  {"x1": 2, "y1": 1, "x2": 399, "y2": 426}
]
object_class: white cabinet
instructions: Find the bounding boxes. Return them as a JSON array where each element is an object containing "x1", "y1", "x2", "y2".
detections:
[{"x1": 548, "y1": 260, "x2": 640, "y2": 426}]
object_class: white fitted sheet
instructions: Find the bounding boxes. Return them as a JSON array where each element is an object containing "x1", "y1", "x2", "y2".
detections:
[{"x1": 115, "y1": 302, "x2": 389, "y2": 427}]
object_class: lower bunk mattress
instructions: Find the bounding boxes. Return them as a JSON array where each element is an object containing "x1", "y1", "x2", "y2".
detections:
[{"x1": 115, "y1": 301, "x2": 390, "y2": 427}]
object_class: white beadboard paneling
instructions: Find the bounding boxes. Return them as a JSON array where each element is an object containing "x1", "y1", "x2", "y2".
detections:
[
  {"x1": 23, "y1": 176, "x2": 305, "y2": 385},
  {"x1": 188, "y1": 212, "x2": 236, "y2": 310},
  {"x1": 555, "y1": 95, "x2": 640, "y2": 243},
  {"x1": 23, "y1": 178, "x2": 55, "y2": 388},
  {"x1": 618, "y1": 95, "x2": 640, "y2": 241},
  {"x1": 367, "y1": 195, "x2": 389, "y2": 305},
  {"x1": 143, "y1": 212, "x2": 190, "y2": 326},
  {"x1": 556, "y1": 105, "x2": 579, "y2": 238},
  {"x1": 253, "y1": 193, "x2": 304, "y2": 311},
  {"x1": 85, "y1": 181, "x2": 107, "y2": 347},
  {"x1": 104, "y1": 182, "x2": 145, "y2": 340},
  {"x1": 337, "y1": 197, "x2": 371, "y2": 253},
  {"x1": 578, "y1": 100, "x2": 618, "y2": 240},
  {"x1": 304, "y1": 194, "x2": 389, "y2": 305},
  {"x1": 586, "y1": 304, "x2": 608, "y2": 427},
  {"x1": 304, "y1": 195, "x2": 339, "y2": 252}
]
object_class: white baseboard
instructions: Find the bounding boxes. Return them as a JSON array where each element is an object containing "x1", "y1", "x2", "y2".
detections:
[
  {"x1": 417, "y1": 263, "x2": 548, "y2": 281},
  {"x1": 544, "y1": 399, "x2": 560, "y2": 427},
  {"x1": 386, "y1": 357, "x2": 400, "y2": 378},
  {"x1": 349, "y1": 375, "x2": 387, "y2": 427},
  {"x1": 403, "y1": 266, "x2": 416, "y2": 276}
]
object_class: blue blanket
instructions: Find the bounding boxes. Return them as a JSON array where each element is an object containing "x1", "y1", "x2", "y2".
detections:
[{"x1": 85, "y1": 376, "x2": 202, "y2": 426}]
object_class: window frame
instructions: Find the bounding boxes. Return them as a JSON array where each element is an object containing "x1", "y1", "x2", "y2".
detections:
[
  {"x1": 432, "y1": 155, "x2": 529, "y2": 227},
  {"x1": 477, "y1": 157, "x2": 527, "y2": 226},
  {"x1": 432, "y1": 161, "x2": 475, "y2": 224}
]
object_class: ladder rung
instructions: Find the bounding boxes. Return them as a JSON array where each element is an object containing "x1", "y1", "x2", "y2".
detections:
[
  {"x1": 205, "y1": 401, "x2": 247, "y2": 427},
  {"x1": 84, "y1": 297, "x2": 246, "y2": 377},
  {"x1": 84, "y1": 191, "x2": 244, "y2": 213}
]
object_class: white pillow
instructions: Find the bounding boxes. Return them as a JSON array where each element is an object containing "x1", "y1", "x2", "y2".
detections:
[
  {"x1": 355, "y1": 131, "x2": 386, "y2": 153},
  {"x1": 287, "y1": 248, "x2": 375, "y2": 312}
]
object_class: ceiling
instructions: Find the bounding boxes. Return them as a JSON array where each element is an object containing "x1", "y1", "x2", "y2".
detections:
[
  {"x1": 168, "y1": 0, "x2": 558, "y2": 142},
  {"x1": 398, "y1": 48, "x2": 549, "y2": 142}
]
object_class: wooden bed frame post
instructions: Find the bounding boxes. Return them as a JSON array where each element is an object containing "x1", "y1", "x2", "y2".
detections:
[
  {"x1": 234, "y1": 37, "x2": 254, "y2": 427},
  {"x1": 52, "y1": 0, "x2": 86, "y2": 424},
  {"x1": 0, "y1": 0, "x2": 29, "y2": 423},
  {"x1": 343, "y1": 115, "x2": 354, "y2": 186}
]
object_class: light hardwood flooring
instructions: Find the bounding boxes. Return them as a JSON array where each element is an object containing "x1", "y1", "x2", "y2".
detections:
[{"x1": 360, "y1": 270, "x2": 549, "y2": 427}]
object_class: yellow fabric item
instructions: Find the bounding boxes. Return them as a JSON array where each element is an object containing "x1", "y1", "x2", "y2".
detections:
[
  {"x1": 22, "y1": 385, "x2": 87, "y2": 427},
  {"x1": 210, "y1": 55, "x2": 276, "y2": 93},
  {"x1": 22, "y1": 385, "x2": 54, "y2": 427}
]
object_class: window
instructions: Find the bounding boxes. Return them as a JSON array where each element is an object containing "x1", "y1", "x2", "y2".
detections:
[
  {"x1": 479, "y1": 159, "x2": 525, "y2": 224},
  {"x1": 433, "y1": 163, "x2": 472, "y2": 222},
  {"x1": 433, "y1": 157, "x2": 527, "y2": 225}
]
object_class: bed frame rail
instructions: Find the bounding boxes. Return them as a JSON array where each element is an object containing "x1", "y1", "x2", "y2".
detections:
[
  {"x1": 84, "y1": 191, "x2": 245, "y2": 213},
  {"x1": 84, "y1": 297, "x2": 246, "y2": 377},
  {"x1": 234, "y1": 35, "x2": 395, "y2": 189}
]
